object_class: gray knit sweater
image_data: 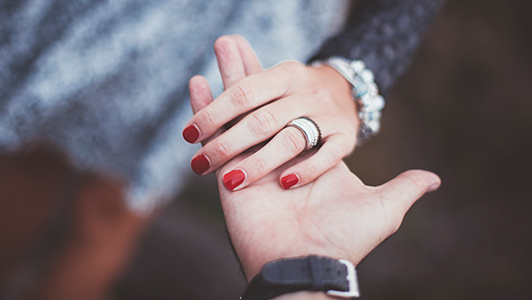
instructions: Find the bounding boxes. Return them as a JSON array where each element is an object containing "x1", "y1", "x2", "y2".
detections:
[{"x1": 0, "y1": 0, "x2": 441, "y2": 213}]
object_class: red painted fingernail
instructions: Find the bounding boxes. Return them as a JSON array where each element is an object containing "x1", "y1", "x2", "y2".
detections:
[
  {"x1": 281, "y1": 174, "x2": 299, "y2": 189},
  {"x1": 223, "y1": 169, "x2": 246, "y2": 191},
  {"x1": 191, "y1": 154, "x2": 210, "y2": 175},
  {"x1": 183, "y1": 124, "x2": 200, "y2": 143}
]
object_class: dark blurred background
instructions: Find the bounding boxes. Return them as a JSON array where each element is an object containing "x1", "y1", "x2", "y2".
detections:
[
  {"x1": 1, "y1": 0, "x2": 531, "y2": 299},
  {"x1": 348, "y1": 0, "x2": 532, "y2": 298}
]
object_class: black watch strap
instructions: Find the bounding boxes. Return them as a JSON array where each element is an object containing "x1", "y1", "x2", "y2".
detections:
[{"x1": 241, "y1": 255, "x2": 359, "y2": 300}]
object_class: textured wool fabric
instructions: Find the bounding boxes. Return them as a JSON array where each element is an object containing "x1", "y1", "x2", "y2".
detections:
[
  {"x1": 0, "y1": 0, "x2": 349, "y2": 213},
  {"x1": 310, "y1": 0, "x2": 444, "y2": 96}
]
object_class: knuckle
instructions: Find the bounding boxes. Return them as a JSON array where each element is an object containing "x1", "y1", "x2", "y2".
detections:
[
  {"x1": 328, "y1": 144, "x2": 344, "y2": 163},
  {"x1": 278, "y1": 61, "x2": 304, "y2": 75},
  {"x1": 305, "y1": 163, "x2": 319, "y2": 178},
  {"x1": 282, "y1": 129, "x2": 306, "y2": 154},
  {"x1": 248, "y1": 157, "x2": 267, "y2": 176},
  {"x1": 201, "y1": 109, "x2": 217, "y2": 128},
  {"x1": 211, "y1": 140, "x2": 231, "y2": 159},
  {"x1": 402, "y1": 172, "x2": 424, "y2": 194},
  {"x1": 230, "y1": 83, "x2": 257, "y2": 107},
  {"x1": 248, "y1": 110, "x2": 277, "y2": 137}
]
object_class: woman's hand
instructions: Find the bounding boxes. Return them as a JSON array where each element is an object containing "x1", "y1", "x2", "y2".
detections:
[{"x1": 183, "y1": 35, "x2": 359, "y2": 191}]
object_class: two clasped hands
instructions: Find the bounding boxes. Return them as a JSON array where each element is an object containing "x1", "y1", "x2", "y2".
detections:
[{"x1": 183, "y1": 36, "x2": 441, "y2": 299}]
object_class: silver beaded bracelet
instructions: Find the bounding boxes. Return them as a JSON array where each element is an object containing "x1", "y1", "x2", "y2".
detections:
[{"x1": 312, "y1": 57, "x2": 385, "y2": 146}]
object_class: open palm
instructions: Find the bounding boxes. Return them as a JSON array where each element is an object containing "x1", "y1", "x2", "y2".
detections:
[{"x1": 217, "y1": 153, "x2": 439, "y2": 280}]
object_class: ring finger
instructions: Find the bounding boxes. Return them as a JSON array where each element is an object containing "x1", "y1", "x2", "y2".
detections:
[{"x1": 221, "y1": 125, "x2": 312, "y2": 191}]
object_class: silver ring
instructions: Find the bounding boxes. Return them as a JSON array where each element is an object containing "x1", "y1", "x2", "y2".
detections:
[{"x1": 286, "y1": 117, "x2": 321, "y2": 151}]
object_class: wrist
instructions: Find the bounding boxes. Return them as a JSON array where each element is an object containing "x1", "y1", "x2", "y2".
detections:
[
  {"x1": 307, "y1": 64, "x2": 361, "y2": 146},
  {"x1": 242, "y1": 247, "x2": 352, "y2": 282},
  {"x1": 311, "y1": 64, "x2": 358, "y2": 118},
  {"x1": 312, "y1": 57, "x2": 385, "y2": 145},
  {"x1": 313, "y1": 65, "x2": 353, "y2": 100},
  {"x1": 241, "y1": 255, "x2": 360, "y2": 300}
]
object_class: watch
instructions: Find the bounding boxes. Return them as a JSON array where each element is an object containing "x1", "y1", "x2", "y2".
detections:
[{"x1": 241, "y1": 255, "x2": 360, "y2": 300}]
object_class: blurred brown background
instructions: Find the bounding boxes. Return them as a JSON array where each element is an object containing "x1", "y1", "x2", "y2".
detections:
[
  {"x1": 348, "y1": 0, "x2": 532, "y2": 299},
  {"x1": 1, "y1": 0, "x2": 531, "y2": 299}
]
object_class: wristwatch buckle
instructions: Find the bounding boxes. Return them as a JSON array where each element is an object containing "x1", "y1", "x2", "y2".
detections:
[{"x1": 326, "y1": 259, "x2": 360, "y2": 298}]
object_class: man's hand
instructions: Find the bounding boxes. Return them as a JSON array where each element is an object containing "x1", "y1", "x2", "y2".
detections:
[{"x1": 217, "y1": 153, "x2": 440, "y2": 280}]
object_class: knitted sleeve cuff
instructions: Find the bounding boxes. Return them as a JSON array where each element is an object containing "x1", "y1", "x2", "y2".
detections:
[{"x1": 308, "y1": 0, "x2": 444, "y2": 96}]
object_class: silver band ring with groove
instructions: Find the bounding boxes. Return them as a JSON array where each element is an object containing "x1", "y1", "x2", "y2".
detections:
[{"x1": 286, "y1": 117, "x2": 321, "y2": 151}]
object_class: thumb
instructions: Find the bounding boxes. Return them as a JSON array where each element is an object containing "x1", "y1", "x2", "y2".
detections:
[{"x1": 377, "y1": 169, "x2": 441, "y2": 226}]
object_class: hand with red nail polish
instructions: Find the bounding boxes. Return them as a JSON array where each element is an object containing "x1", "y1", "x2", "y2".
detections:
[
  {"x1": 216, "y1": 152, "x2": 441, "y2": 281},
  {"x1": 184, "y1": 35, "x2": 360, "y2": 191}
]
